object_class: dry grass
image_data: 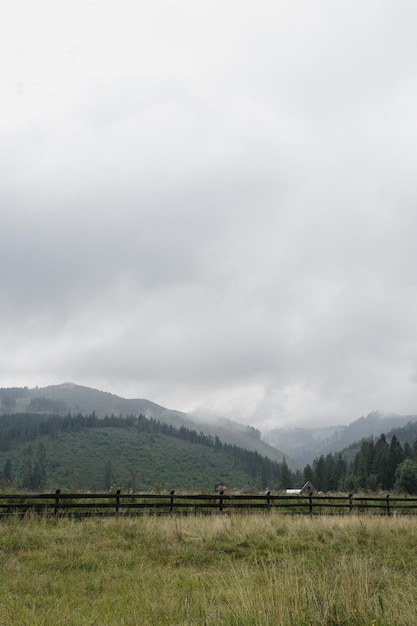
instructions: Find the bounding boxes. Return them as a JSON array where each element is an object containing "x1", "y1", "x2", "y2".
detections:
[{"x1": 0, "y1": 512, "x2": 416, "y2": 624}]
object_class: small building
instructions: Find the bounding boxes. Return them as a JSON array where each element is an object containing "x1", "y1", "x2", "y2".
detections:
[
  {"x1": 241, "y1": 482, "x2": 259, "y2": 495},
  {"x1": 286, "y1": 481, "x2": 316, "y2": 495}
]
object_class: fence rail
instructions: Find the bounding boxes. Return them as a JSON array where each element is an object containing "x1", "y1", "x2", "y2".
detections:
[{"x1": 1, "y1": 491, "x2": 417, "y2": 518}]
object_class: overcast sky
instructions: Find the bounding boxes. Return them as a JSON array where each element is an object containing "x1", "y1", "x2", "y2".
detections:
[{"x1": 1, "y1": 1, "x2": 417, "y2": 430}]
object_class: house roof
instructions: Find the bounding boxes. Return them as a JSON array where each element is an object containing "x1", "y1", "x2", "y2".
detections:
[{"x1": 241, "y1": 483, "x2": 258, "y2": 494}]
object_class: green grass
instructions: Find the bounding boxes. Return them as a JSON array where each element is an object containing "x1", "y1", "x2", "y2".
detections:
[{"x1": 0, "y1": 512, "x2": 416, "y2": 624}]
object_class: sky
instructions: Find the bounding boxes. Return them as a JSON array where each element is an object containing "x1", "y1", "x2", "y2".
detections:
[{"x1": 1, "y1": 1, "x2": 417, "y2": 430}]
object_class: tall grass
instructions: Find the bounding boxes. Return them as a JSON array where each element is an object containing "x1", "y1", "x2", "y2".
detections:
[{"x1": 0, "y1": 512, "x2": 416, "y2": 624}]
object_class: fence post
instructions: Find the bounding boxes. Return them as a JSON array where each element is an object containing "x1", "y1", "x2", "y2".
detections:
[
  {"x1": 170, "y1": 490, "x2": 175, "y2": 513},
  {"x1": 266, "y1": 491, "x2": 271, "y2": 511},
  {"x1": 386, "y1": 494, "x2": 390, "y2": 517},
  {"x1": 54, "y1": 489, "x2": 61, "y2": 517},
  {"x1": 309, "y1": 493, "x2": 313, "y2": 516},
  {"x1": 116, "y1": 489, "x2": 121, "y2": 514},
  {"x1": 348, "y1": 493, "x2": 353, "y2": 512},
  {"x1": 219, "y1": 490, "x2": 224, "y2": 512}
]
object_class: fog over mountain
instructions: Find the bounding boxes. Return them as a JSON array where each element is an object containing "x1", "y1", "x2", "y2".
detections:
[
  {"x1": 0, "y1": 383, "x2": 289, "y2": 465},
  {"x1": 2, "y1": 1, "x2": 417, "y2": 430}
]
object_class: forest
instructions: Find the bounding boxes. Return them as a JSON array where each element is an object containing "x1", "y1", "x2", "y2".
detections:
[
  {"x1": 0, "y1": 412, "x2": 299, "y2": 491},
  {"x1": 304, "y1": 432, "x2": 417, "y2": 494},
  {"x1": 2, "y1": 408, "x2": 417, "y2": 493}
]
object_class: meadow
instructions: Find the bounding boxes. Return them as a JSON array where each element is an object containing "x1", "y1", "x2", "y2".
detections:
[{"x1": 0, "y1": 512, "x2": 416, "y2": 625}]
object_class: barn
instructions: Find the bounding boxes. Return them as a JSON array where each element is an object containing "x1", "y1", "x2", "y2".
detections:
[{"x1": 286, "y1": 481, "x2": 316, "y2": 495}]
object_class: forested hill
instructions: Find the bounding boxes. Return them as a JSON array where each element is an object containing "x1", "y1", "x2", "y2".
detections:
[
  {"x1": 305, "y1": 419, "x2": 417, "y2": 494},
  {"x1": 0, "y1": 384, "x2": 287, "y2": 464},
  {"x1": 0, "y1": 412, "x2": 299, "y2": 492},
  {"x1": 264, "y1": 412, "x2": 416, "y2": 465}
]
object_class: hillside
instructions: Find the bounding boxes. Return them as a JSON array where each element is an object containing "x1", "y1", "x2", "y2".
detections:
[
  {"x1": 0, "y1": 384, "x2": 288, "y2": 464},
  {"x1": 0, "y1": 428, "x2": 254, "y2": 492},
  {"x1": 301, "y1": 418, "x2": 417, "y2": 493},
  {"x1": 0, "y1": 383, "x2": 188, "y2": 425},
  {"x1": 336, "y1": 418, "x2": 417, "y2": 463},
  {"x1": 0, "y1": 412, "x2": 290, "y2": 491},
  {"x1": 264, "y1": 411, "x2": 416, "y2": 465}
]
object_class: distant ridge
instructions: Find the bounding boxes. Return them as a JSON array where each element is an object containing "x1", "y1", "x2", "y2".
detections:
[
  {"x1": 263, "y1": 411, "x2": 417, "y2": 465},
  {"x1": 35, "y1": 383, "x2": 190, "y2": 426}
]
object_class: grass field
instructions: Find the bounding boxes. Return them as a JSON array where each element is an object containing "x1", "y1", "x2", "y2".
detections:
[{"x1": 0, "y1": 512, "x2": 416, "y2": 625}]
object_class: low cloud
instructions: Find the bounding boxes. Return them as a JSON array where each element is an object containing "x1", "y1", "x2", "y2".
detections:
[{"x1": 1, "y1": 1, "x2": 417, "y2": 428}]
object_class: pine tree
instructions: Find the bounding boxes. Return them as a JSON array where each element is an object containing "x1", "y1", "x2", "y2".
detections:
[
  {"x1": 279, "y1": 458, "x2": 292, "y2": 490},
  {"x1": 104, "y1": 460, "x2": 112, "y2": 490},
  {"x1": 303, "y1": 464, "x2": 313, "y2": 483},
  {"x1": 373, "y1": 434, "x2": 390, "y2": 489},
  {"x1": 387, "y1": 435, "x2": 404, "y2": 489}
]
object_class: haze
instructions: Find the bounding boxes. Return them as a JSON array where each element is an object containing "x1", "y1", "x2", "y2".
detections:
[{"x1": 1, "y1": 1, "x2": 417, "y2": 429}]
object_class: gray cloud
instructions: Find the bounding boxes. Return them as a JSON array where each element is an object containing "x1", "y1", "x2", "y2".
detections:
[{"x1": 1, "y1": 1, "x2": 417, "y2": 428}]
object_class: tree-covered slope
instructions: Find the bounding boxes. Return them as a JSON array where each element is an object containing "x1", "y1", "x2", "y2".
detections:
[
  {"x1": 304, "y1": 419, "x2": 417, "y2": 493},
  {"x1": 264, "y1": 411, "x2": 416, "y2": 465},
  {"x1": 0, "y1": 384, "x2": 288, "y2": 463},
  {"x1": 0, "y1": 413, "x2": 290, "y2": 491}
]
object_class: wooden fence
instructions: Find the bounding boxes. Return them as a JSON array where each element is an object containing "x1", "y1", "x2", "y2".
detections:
[{"x1": 1, "y1": 491, "x2": 417, "y2": 518}]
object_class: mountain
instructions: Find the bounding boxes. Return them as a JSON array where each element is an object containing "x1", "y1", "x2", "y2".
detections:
[
  {"x1": 0, "y1": 383, "x2": 188, "y2": 425},
  {"x1": 3, "y1": 385, "x2": 416, "y2": 469},
  {"x1": 263, "y1": 411, "x2": 417, "y2": 465},
  {"x1": 0, "y1": 383, "x2": 288, "y2": 464},
  {"x1": 263, "y1": 424, "x2": 344, "y2": 466},
  {"x1": 0, "y1": 412, "x2": 288, "y2": 492}
]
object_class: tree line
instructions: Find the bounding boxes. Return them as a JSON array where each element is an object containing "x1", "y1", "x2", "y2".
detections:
[{"x1": 305, "y1": 434, "x2": 417, "y2": 494}]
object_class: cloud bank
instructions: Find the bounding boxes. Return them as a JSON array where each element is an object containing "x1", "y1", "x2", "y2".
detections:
[{"x1": 1, "y1": 1, "x2": 417, "y2": 428}]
